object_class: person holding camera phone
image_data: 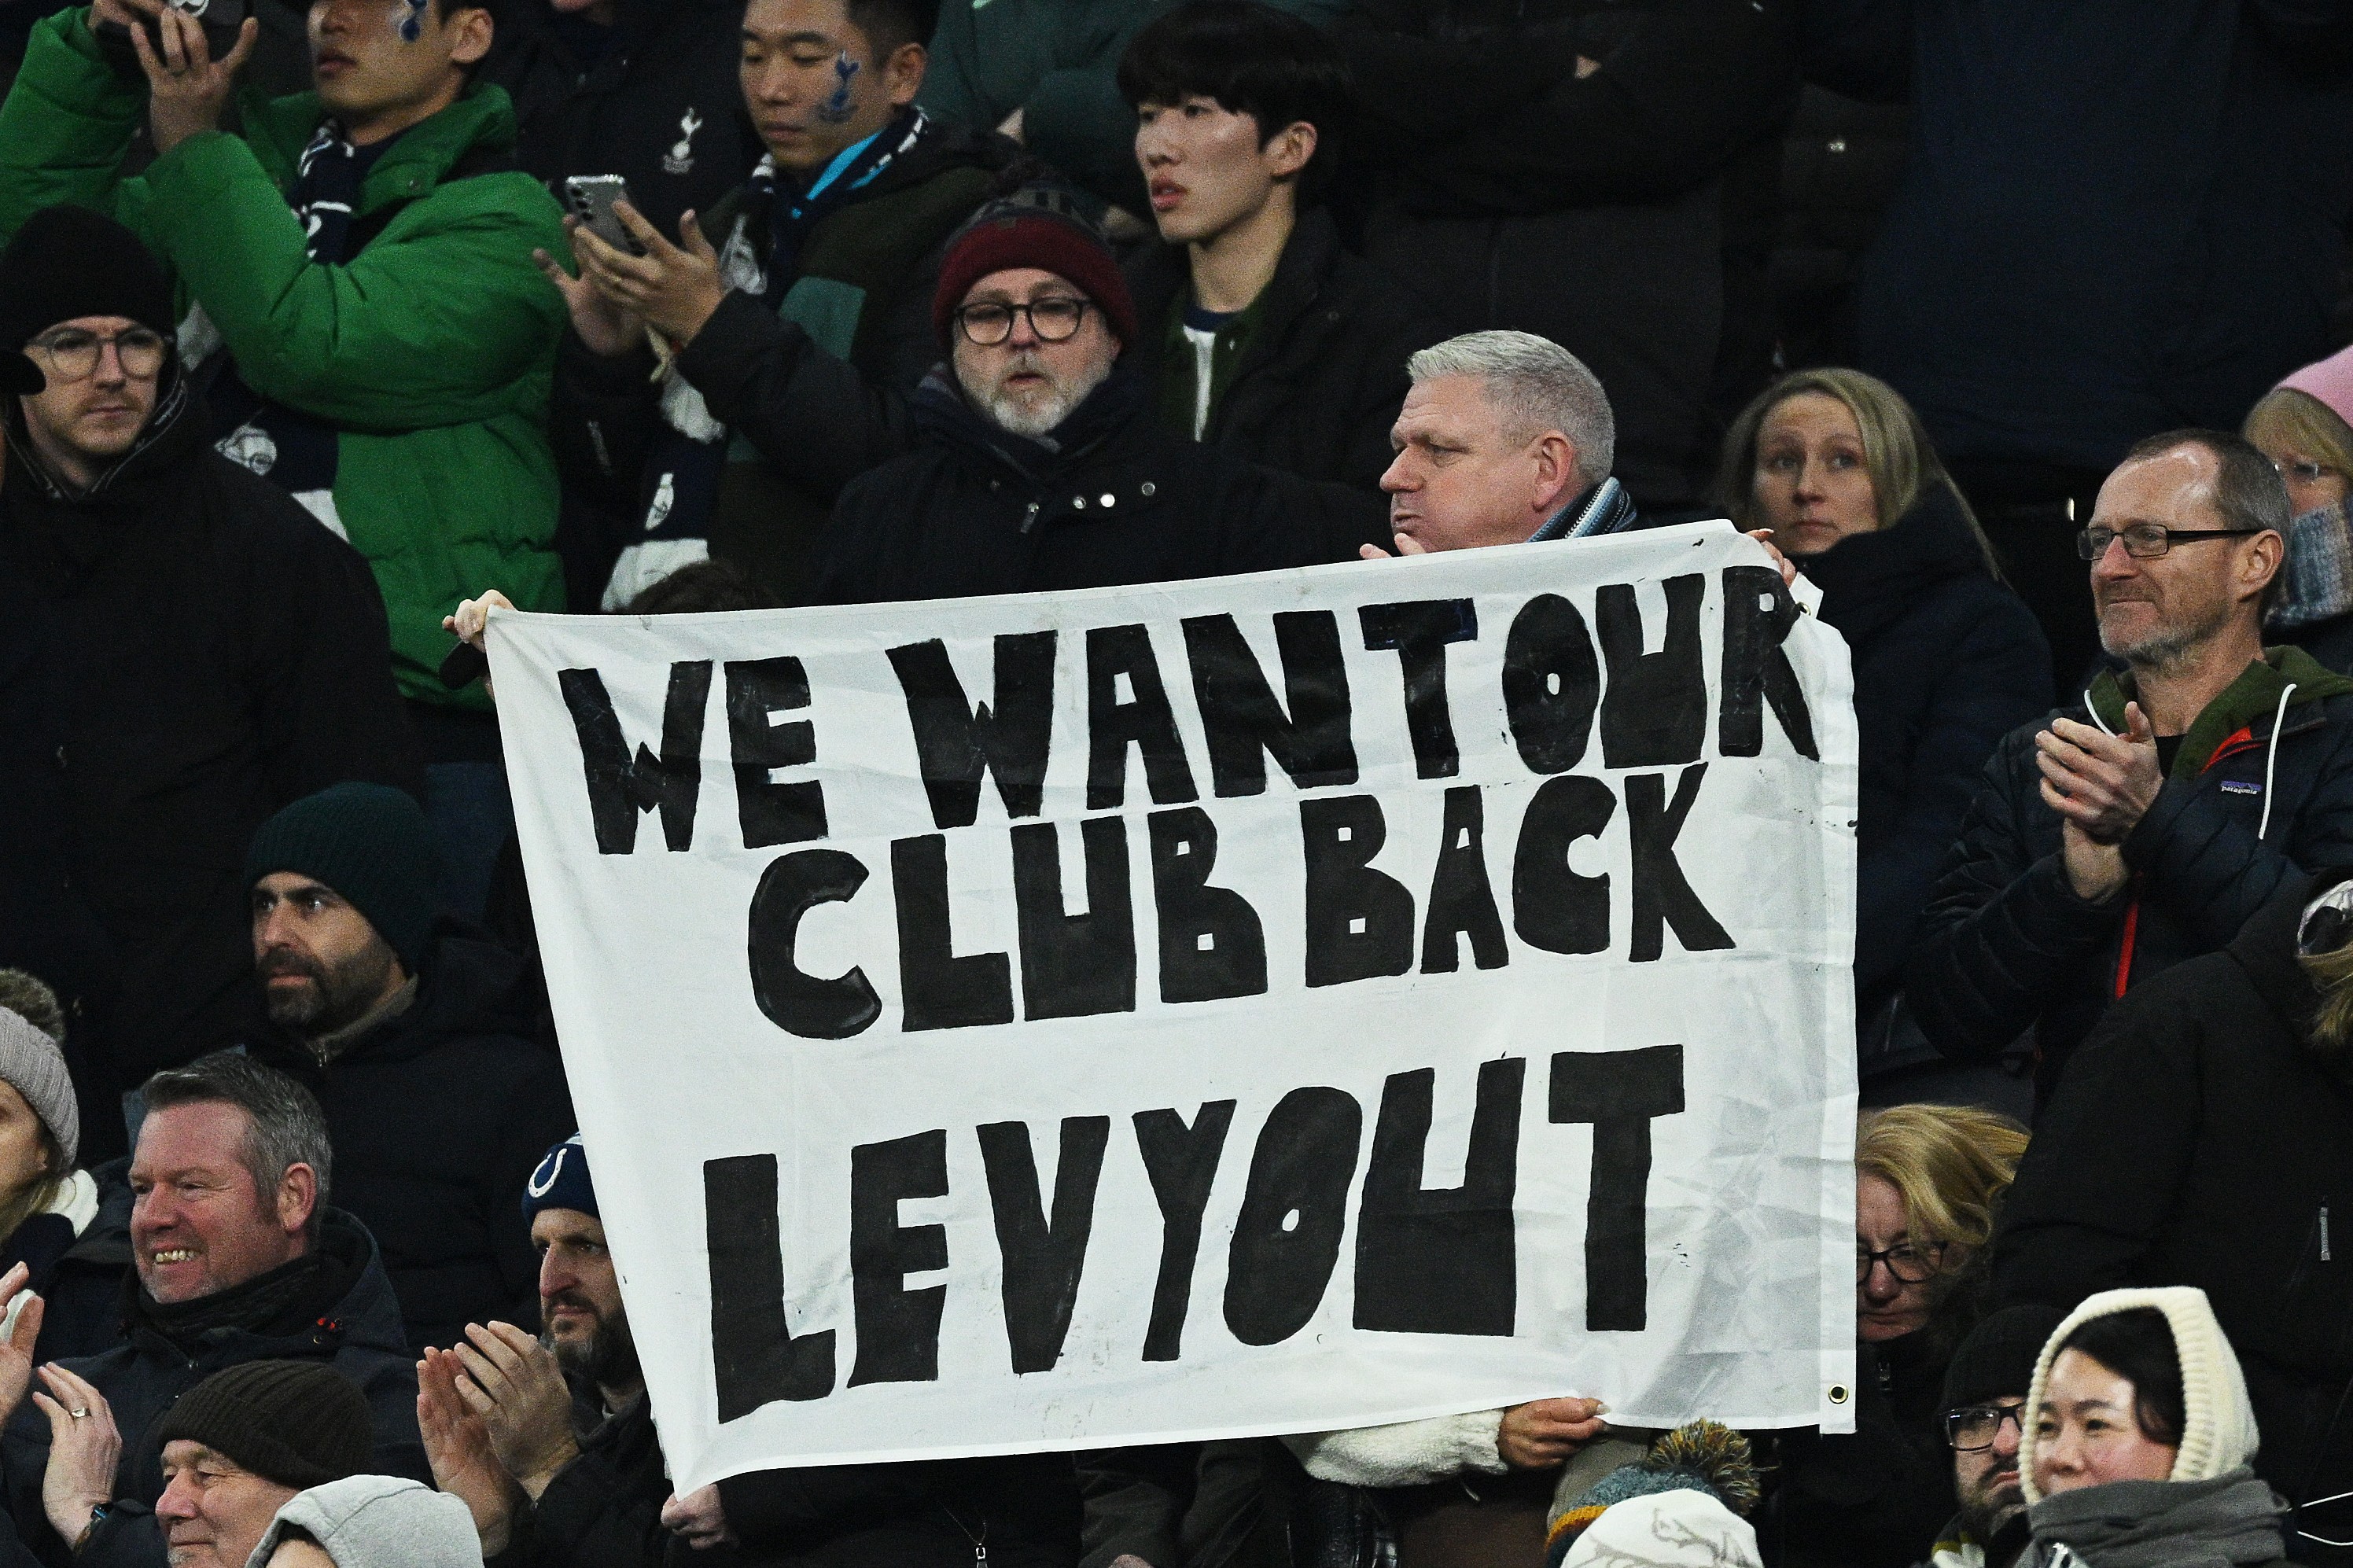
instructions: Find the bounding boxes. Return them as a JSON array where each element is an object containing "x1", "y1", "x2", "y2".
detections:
[
  {"x1": 538, "y1": 0, "x2": 1017, "y2": 610},
  {"x1": 0, "y1": 0, "x2": 571, "y2": 927}
]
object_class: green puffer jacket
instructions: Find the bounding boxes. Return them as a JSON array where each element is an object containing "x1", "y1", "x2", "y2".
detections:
[{"x1": 0, "y1": 7, "x2": 568, "y2": 709}]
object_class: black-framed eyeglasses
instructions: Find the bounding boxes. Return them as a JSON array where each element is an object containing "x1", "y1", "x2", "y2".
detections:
[
  {"x1": 2075, "y1": 523, "x2": 2261, "y2": 561},
  {"x1": 27, "y1": 326, "x2": 168, "y2": 382},
  {"x1": 1944, "y1": 1401, "x2": 2027, "y2": 1451},
  {"x1": 1856, "y1": 1241, "x2": 1946, "y2": 1285},
  {"x1": 953, "y1": 297, "x2": 1091, "y2": 347}
]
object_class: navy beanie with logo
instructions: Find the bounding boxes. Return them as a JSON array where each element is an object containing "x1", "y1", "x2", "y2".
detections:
[{"x1": 523, "y1": 1133, "x2": 597, "y2": 1221}]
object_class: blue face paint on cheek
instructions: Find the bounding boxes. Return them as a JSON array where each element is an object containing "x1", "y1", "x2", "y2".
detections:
[
  {"x1": 816, "y1": 50, "x2": 860, "y2": 123},
  {"x1": 396, "y1": 0, "x2": 425, "y2": 42}
]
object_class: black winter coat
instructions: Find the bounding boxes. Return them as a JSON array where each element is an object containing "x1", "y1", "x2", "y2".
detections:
[
  {"x1": 1905, "y1": 649, "x2": 2353, "y2": 1101},
  {"x1": 1339, "y1": 0, "x2": 1800, "y2": 506},
  {"x1": 1755, "y1": 1329, "x2": 1957, "y2": 1568},
  {"x1": 481, "y1": 0, "x2": 758, "y2": 239},
  {"x1": 0, "y1": 1211, "x2": 426, "y2": 1568},
  {"x1": 9, "y1": 1160, "x2": 133, "y2": 1364},
  {"x1": 1798, "y1": 488, "x2": 2051, "y2": 1010},
  {"x1": 1121, "y1": 210, "x2": 1442, "y2": 493},
  {"x1": 1992, "y1": 870, "x2": 2353, "y2": 1533},
  {"x1": 816, "y1": 370, "x2": 1386, "y2": 605},
  {"x1": 716, "y1": 1454, "x2": 1081, "y2": 1568},
  {"x1": 244, "y1": 929, "x2": 575, "y2": 1352},
  {"x1": 1817, "y1": 0, "x2": 2353, "y2": 473},
  {"x1": 0, "y1": 372, "x2": 418, "y2": 1088},
  {"x1": 492, "y1": 1381, "x2": 673, "y2": 1568}
]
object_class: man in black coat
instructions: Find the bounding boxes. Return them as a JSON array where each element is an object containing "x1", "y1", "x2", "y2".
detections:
[
  {"x1": 0, "y1": 1054, "x2": 425, "y2": 1568},
  {"x1": 817, "y1": 182, "x2": 1383, "y2": 605},
  {"x1": 0, "y1": 205, "x2": 416, "y2": 1157},
  {"x1": 239, "y1": 783, "x2": 573, "y2": 1353},
  {"x1": 1991, "y1": 870, "x2": 2353, "y2": 1554},
  {"x1": 1115, "y1": 2, "x2": 1441, "y2": 494},
  {"x1": 1906, "y1": 430, "x2": 2353, "y2": 1103},
  {"x1": 1336, "y1": 0, "x2": 1800, "y2": 512},
  {"x1": 422, "y1": 1136, "x2": 674, "y2": 1568}
]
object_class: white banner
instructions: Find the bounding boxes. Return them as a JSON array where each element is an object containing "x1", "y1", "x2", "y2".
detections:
[{"x1": 490, "y1": 523, "x2": 1860, "y2": 1493}]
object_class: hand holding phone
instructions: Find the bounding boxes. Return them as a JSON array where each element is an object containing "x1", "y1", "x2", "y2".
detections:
[{"x1": 564, "y1": 176, "x2": 648, "y2": 258}]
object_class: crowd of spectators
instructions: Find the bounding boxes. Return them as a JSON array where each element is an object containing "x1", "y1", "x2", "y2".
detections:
[{"x1": 2, "y1": 0, "x2": 2353, "y2": 1562}]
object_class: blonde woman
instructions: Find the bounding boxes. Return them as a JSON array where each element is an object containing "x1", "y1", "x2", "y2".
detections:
[
  {"x1": 1717, "y1": 373, "x2": 2050, "y2": 1056},
  {"x1": 2244, "y1": 346, "x2": 2353, "y2": 672},
  {"x1": 1760, "y1": 1103, "x2": 2031, "y2": 1568}
]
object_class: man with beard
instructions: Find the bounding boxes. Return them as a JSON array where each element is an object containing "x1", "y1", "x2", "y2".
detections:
[
  {"x1": 1920, "y1": 1307, "x2": 2065, "y2": 1568},
  {"x1": 241, "y1": 783, "x2": 573, "y2": 1353},
  {"x1": 1907, "y1": 429, "x2": 2353, "y2": 1103},
  {"x1": 813, "y1": 181, "x2": 1383, "y2": 604},
  {"x1": 418, "y1": 1135, "x2": 671, "y2": 1568}
]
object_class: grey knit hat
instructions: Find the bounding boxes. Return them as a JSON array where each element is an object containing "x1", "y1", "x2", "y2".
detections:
[{"x1": 0, "y1": 1007, "x2": 77, "y2": 1168}]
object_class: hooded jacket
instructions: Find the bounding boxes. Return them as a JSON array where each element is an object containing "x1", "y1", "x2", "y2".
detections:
[
  {"x1": 250, "y1": 1476, "x2": 484, "y2": 1568},
  {"x1": 0, "y1": 9, "x2": 571, "y2": 709},
  {"x1": 0, "y1": 1209, "x2": 427, "y2": 1568},
  {"x1": 1120, "y1": 208, "x2": 1442, "y2": 494},
  {"x1": 245, "y1": 929, "x2": 575, "y2": 1353},
  {"x1": 814, "y1": 366, "x2": 1386, "y2": 605},
  {"x1": 2015, "y1": 1288, "x2": 2287, "y2": 1567},
  {"x1": 550, "y1": 114, "x2": 1013, "y2": 609},
  {"x1": 0, "y1": 359, "x2": 416, "y2": 1088},
  {"x1": 1796, "y1": 485, "x2": 2052, "y2": 1013},
  {"x1": 1993, "y1": 882, "x2": 2353, "y2": 1534},
  {"x1": 1906, "y1": 646, "x2": 2353, "y2": 1099}
]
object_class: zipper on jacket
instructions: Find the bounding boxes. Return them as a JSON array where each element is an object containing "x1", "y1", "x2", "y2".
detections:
[
  {"x1": 1019, "y1": 500, "x2": 1041, "y2": 536},
  {"x1": 2110, "y1": 721, "x2": 2270, "y2": 998},
  {"x1": 2325, "y1": 1204, "x2": 2333, "y2": 1264}
]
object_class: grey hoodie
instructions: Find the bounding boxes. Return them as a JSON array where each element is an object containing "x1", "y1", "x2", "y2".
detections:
[
  {"x1": 2017, "y1": 1470, "x2": 2287, "y2": 1568},
  {"x1": 245, "y1": 1476, "x2": 483, "y2": 1568}
]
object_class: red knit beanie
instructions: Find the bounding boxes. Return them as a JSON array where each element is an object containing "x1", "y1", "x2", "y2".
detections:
[{"x1": 933, "y1": 187, "x2": 1138, "y2": 349}]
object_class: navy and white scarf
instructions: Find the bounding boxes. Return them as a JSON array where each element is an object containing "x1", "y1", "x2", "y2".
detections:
[{"x1": 1531, "y1": 475, "x2": 1640, "y2": 541}]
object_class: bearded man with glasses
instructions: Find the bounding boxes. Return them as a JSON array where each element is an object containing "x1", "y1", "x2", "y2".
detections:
[
  {"x1": 1908, "y1": 425, "x2": 2353, "y2": 1106},
  {"x1": 1917, "y1": 1306, "x2": 2067, "y2": 1568},
  {"x1": 0, "y1": 204, "x2": 413, "y2": 1148},
  {"x1": 815, "y1": 182, "x2": 1384, "y2": 605}
]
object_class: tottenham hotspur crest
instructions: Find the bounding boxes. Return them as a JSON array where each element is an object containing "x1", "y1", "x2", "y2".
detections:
[{"x1": 664, "y1": 109, "x2": 704, "y2": 176}]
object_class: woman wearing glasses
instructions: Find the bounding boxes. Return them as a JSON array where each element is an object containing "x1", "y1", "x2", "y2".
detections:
[
  {"x1": 1756, "y1": 1102, "x2": 2030, "y2": 1566},
  {"x1": 1714, "y1": 370, "x2": 2051, "y2": 1104},
  {"x1": 2244, "y1": 346, "x2": 2353, "y2": 675}
]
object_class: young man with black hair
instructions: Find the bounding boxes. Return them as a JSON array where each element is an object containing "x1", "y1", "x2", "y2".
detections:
[
  {"x1": 0, "y1": 0, "x2": 573, "y2": 926},
  {"x1": 1116, "y1": 0, "x2": 1438, "y2": 492},
  {"x1": 543, "y1": 0, "x2": 1017, "y2": 608}
]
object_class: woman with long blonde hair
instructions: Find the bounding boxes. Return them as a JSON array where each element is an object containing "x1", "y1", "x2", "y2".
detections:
[{"x1": 1718, "y1": 371, "x2": 2050, "y2": 1084}]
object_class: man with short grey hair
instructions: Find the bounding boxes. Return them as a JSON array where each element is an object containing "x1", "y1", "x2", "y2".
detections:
[
  {"x1": 1909, "y1": 427, "x2": 2353, "y2": 1102},
  {"x1": 0, "y1": 1053, "x2": 425, "y2": 1568},
  {"x1": 1367, "y1": 329, "x2": 1637, "y2": 558}
]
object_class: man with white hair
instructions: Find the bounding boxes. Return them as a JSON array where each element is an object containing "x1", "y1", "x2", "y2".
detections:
[
  {"x1": 1366, "y1": 329, "x2": 1637, "y2": 558},
  {"x1": 813, "y1": 182, "x2": 1385, "y2": 604}
]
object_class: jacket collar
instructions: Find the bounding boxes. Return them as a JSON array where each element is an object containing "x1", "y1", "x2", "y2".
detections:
[
  {"x1": 238, "y1": 82, "x2": 519, "y2": 213},
  {"x1": 1530, "y1": 475, "x2": 1639, "y2": 542},
  {"x1": 2090, "y1": 645, "x2": 2353, "y2": 781}
]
